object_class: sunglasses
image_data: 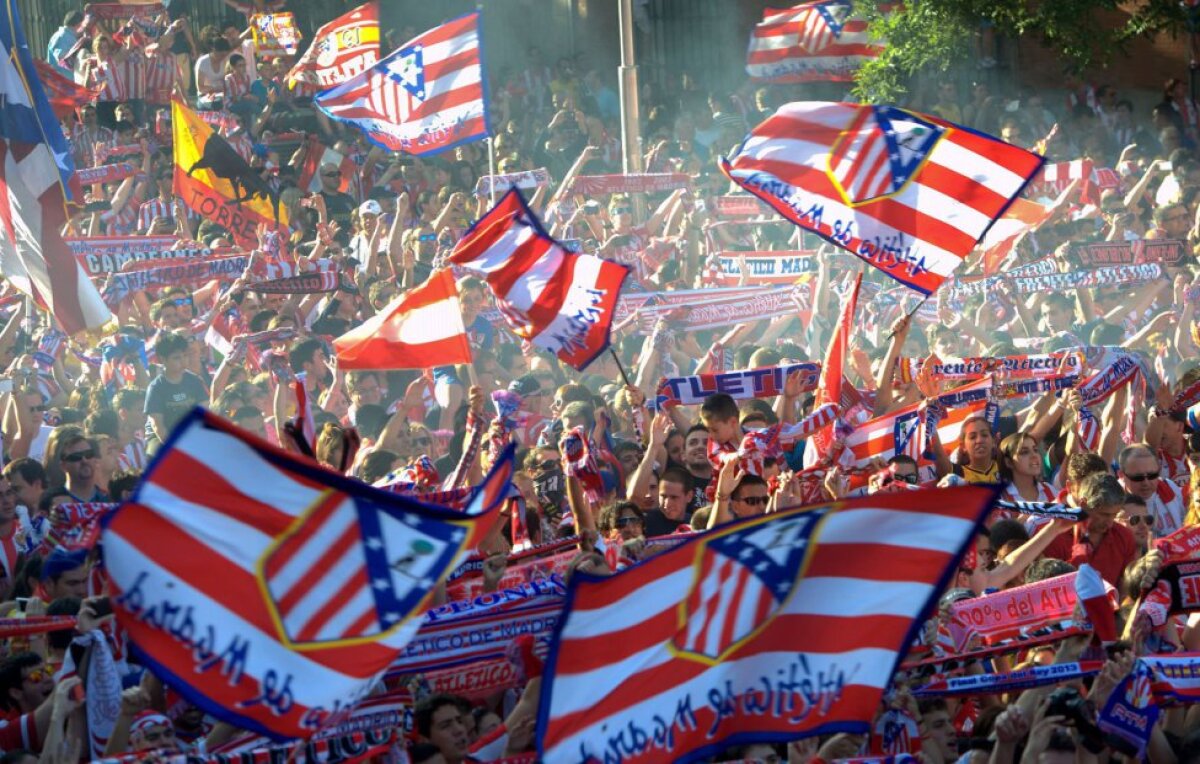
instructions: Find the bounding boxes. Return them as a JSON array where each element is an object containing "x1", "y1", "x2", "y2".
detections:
[
  {"x1": 412, "y1": 437, "x2": 431, "y2": 447},
  {"x1": 418, "y1": 233, "x2": 437, "y2": 242},
  {"x1": 735, "y1": 495, "x2": 770, "y2": 507},
  {"x1": 616, "y1": 515, "x2": 641, "y2": 527},
  {"x1": 886, "y1": 473, "x2": 920, "y2": 485},
  {"x1": 611, "y1": 207, "x2": 632, "y2": 215},
  {"x1": 24, "y1": 667, "x2": 50, "y2": 683},
  {"x1": 1126, "y1": 514, "x2": 1155, "y2": 527},
  {"x1": 172, "y1": 297, "x2": 192, "y2": 307},
  {"x1": 322, "y1": 172, "x2": 340, "y2": 178},
  {"x1": 62, "y1": 449, "x2": 95, "y2": 463},
  {"x1": 1125, "y1": 471, "x2": 1160, "y2": 482}
]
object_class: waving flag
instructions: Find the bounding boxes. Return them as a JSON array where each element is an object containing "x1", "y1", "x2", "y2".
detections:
[
  {"x1": 251, "y1": 12, "x2": 301, "y2": 58},
  {"x1": 978, "y1": 197, "x2": 1050, "y2": 275},
  {"x1": 0, "y1": 0, "x2": 111, "y2": 335},
  {"x1": 286, "y1": 1, "x2": 379, "y2": 90},
  {"x1": 334, "y1": 269, "x2": 472, "y2": 370},
  {"x1": 172, "y1": 98, "x2": 286, "y2": 248},
  {"x1": 450, "y1": 189, "x2": 629, "y2": 371},
  {"x1": 537, "y1": 486, "x2": 997, "y2": 763},
  {"x1": 33, "y1": 60, "x2": 100, "y2": 118},
  {"x1": 845, "y1": 377, "x2": 992, "y2": 468},
  {"x1": 810, "y1": 272, "x2": 861, "y2": 460},
  {"x1": 746, "y1": 1, "x2": 885, "y2": 83},
  {"x1": 316, "y1": 12, "x2": 488, "y2": 156},
  {"x1": 722, "y1": 102, "x2": 1044, "y2": 295},
  {"x1": 102, "y1": 408, "x2": 514, "y2": 739}
]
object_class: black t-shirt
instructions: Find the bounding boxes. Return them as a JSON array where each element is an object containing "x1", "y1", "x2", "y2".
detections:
[
  {"x1": 145, "y1": 370, "x2": 210, "y2": 435},
  {"x1": 319, "y1": 190, "x2": 357, "y2": 229},
  {"x1": 687, "y1": 470, "x2": 711, "y2": 513},
  {"x1": 644, "y1": 509, "x2": 687, "y2": 538}
]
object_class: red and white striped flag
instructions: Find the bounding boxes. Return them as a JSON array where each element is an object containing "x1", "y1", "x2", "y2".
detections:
[
  {"x1": 809, "y1": 272, "x2": 861, "y2": 460},
  {"x1": 334, "y1": 269, "x2": 472, "y2": 370},
  {"x1": 449, "y1": 189, "x2": 629, "y2": 371},
  {"x1": 978, "y1": 197, "x2": 1050, "y2": 275},
  {"x1": 0, "y1": 0, "x2": 112, "y2": 335},
  {"x1": 845, "y1": 378, "x2": 992, "y2": 468},
  {"x1": 537, "y1": 486, "x2": 997, "y2": 763},
  {"x1": 316, "y1": 12, "x2": 488, "y2": 156},
  {"x1": 722, "y1": 102, "x2": 1045, "y2": 295},
  {"x1": 746, "y1": 1, "x2": 885, "y2": 83},
  {"x1": 102, "y1": 408, "x2": 514, "y2": 739}
]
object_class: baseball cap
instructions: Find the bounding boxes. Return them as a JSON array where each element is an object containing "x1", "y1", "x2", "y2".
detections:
[
  {"x1": 358, "y1": 200, "x2": 382, "y2": 217},
  {"x1": 508, "y1": 374, "x2": 541, "y2": 398}
]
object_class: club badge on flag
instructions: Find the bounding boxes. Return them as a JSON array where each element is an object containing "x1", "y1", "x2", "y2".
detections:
[
  {"x1": 172, "y1": 98, "x2": 287, "y2": 248},
  {"x1": 316, "y1": 12, "x2": 489, "y2": 157},
  {"x1": 722, "y1": 102, "x2": 1044, "y2": 294},
  {"x1": 287, "y1": 1, "x2": 379, "y2": 90},
  {"x1": 101, "y1": 408, "x2": 514, "y2": 739},
  {"x1": 746, "y1": 1, "x2": 885, "y2": 84},
  {"x1": 536, "y1": 486, "x2": 997, "y2": 763},
  {"x1": 251, "y1": 12, "x2": 301, "y2": 58},
  {"x1": 450, "y1": 188, "x2": 629, "y2": 371},
  {"x1": 334, "y1": 269, "x2": 472, "y2": 370}
]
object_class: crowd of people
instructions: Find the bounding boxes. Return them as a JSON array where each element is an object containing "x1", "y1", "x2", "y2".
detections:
[{"x1": 0, "y1": 0, "x2": 1199, "y2": 761}]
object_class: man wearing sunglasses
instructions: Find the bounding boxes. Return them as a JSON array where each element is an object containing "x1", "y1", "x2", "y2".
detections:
[
  {"x1": 58, "y1": 434, "x2": 107, "y2": 504},
  {"x1": 316, "y1": 162, "x2": 356, "y2": 230},
  {"x1": 1118, "y1": 444, "x2": 1185, "y2": 537},
  {"x1": 0, "y1": 652, "x2": 55, "y2": 751}
]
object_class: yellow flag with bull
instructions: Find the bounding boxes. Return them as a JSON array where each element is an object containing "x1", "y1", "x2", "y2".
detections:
[{"x1": 172, "y1": 98, "x2": 286, "y2": 248}]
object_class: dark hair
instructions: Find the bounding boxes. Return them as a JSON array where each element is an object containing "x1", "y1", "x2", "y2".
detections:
[
  {"x1": 888, "y1": 454, "x2": 919, "y2": 470},
  {"x1": 63, "y1": 11, "x2": 84, "y2": 26},
  {"x1": 2, "y1": 459, "x2": 44, "y2": 489},
  {"x1": 988, "y1": 518, "x2": 1030, "y2": 555},
  {"x1": 108, "y1": 470, "x2": 141, "y2": 501},
  {"x1": 113, "y1": 388, "x2": 145, "y2": 412},
  {"x1": 45, "y1": 598, "x2": 81, "y2": 652},
  {"x1": 598, "y1": 501, "x2": 644, "y2": 533},
  {"x1": 348, "y1": 404, "x2": 384, "y2": 442},
  {"x1": 659, "y1": 466, "x2": 692, "y2": 490},
  {"x1": 155, "y1": 331, "x2": 189, "y2": 360},
  {"x1": 85, "y1": 409, "x2": 119, "y2": 440},
  {"x1": 699, "y1": 394, "x2": 739, "y2": 425},
  {"x1": 1123, "y1": 493, "x2": 1146, "y2": 507},
  {"x1": 289, "y1": 338, "x2": 324, "y2": 374},
  {"x1": 1065, "y1": 451, "x2": 1108, "y2": 488},
  {"x1": 1025, "y1": 557, "x2": 1075, "y2": 583},
  {"x1": 0, "y1": 653, "x2": 41, "y2": 711},
  {"x1": 731, "y1": 473, "x2": 767, "y2": 500},
  {"x1": 413, "y1": 693, "x2": 468, "y2": 738},
  {"x1": 359, "y1": 449, "x2": 399, "y2": 484}
]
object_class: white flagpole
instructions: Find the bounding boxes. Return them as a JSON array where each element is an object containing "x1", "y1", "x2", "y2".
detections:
[{"x1": 487, "y1": 135, "x2": 497, "y2": 205}]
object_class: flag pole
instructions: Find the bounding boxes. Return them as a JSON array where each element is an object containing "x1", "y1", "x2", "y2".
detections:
[
  {"x1": 487, "y1": 135, "x2": 497, "y2": 205},
  {"x1": 617, "y1": 0, "x2": 645, "y2": 221},
  {"x1": 610, "y1": 346, "x2": 633, "y2": 388}
]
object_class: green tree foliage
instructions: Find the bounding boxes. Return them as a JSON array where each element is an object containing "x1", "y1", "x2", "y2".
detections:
[{"x1": 854, "y1": 0, "x2": 1192, "y2": 101}]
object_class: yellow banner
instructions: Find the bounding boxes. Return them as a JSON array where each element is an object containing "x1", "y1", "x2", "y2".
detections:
[{"x1": 172, "y1": 99, "x2": 286, "y2": 247}]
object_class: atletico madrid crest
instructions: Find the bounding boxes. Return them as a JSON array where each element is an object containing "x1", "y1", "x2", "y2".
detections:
[
  {"x1": 671, "y1": 511, "x2": 821, "y2": 664},
  {"x1": 827, "y1": 105, "x2": 945, "y2": 206},
  {"x1": 258, "y1": 490, "x2": 469, "y2": 649}
]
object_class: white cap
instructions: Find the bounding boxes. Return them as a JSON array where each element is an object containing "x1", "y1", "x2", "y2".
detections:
[{"x1": 358, "y1": 200, "x2": 382, "y2": 217}]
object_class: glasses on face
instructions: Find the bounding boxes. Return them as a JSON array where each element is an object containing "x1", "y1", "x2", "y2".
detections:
[
  {"x1": 418, "y1": 233, "x2": 437, "y2": 242},
  {"x1": 322, "y1": 172, "x2": 340, "y2": 178},
  {"x1": 616, "y1": 515, "x2": 641, "y2": 527},
  {"x1": 62, "y1": 449, "x2": 95, "y2": 463},
  {"x1": 611, "y1": 207, "x2": 632, "y2": 215},
  {"x1": 889, "y1": 472, "x2": 919, "y2": 485},
  {"x1": 1126, "y1": 514, "x2": 1155, "y2": 527},
  {"x1": 24, "y1": 667, "x2": 50, "y2": 683},
  {"x1": 412, "y1": 437, "x2": 432, "y2": 447},
  {"x1": 1125, "y1": 471, "x2": 1160, "y2": 482},
  {"x1": 735, "y1": 495, "x2": 770, "y2": 507}
]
